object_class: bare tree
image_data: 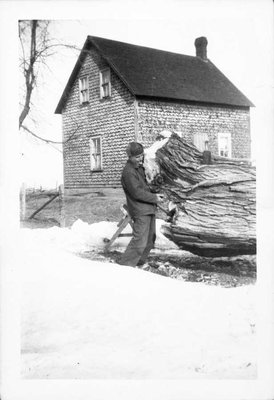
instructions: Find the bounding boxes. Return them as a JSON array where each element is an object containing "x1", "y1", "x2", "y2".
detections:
[
  {"x1": 19, "y1": 20, "x2": 80, "y2": 143},
  {"x1": 19, "y1": 20, "x2": 38, "y2": 128}
]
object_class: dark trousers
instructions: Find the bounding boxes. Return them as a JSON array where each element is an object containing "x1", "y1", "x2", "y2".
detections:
[{"x1": 119, "y1": 214, "x2": 156, "y2": 267}]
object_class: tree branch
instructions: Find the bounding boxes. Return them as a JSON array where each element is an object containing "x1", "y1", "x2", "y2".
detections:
[
  {"x1": 19, "y1": 21, "x2": 83, "y2": 147},
  {"x1": 21, "y1": 124, "x2": 80, "y2": 145}
]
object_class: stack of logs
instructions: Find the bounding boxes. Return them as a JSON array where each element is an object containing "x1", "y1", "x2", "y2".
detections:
[{"x1": 155, "y1": 133, "x2": 256, "y2": 257}]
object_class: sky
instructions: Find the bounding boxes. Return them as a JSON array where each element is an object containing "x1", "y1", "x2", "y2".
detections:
[{"x1": 0, "y1": 0, "x2": 272, "y2": 195}]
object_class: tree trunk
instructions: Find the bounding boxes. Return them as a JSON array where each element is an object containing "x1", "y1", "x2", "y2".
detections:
[
  {"x1": 19, "y1": 20, "x2": 37, "y2": 129},
  {"x1": 154, "y1": 133, "x2": 256, "y2": 257}
]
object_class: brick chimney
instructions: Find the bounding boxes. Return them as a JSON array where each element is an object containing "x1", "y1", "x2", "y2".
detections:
[{"x1": 195, "y1": 37, "x2": 208, "y2": 60}]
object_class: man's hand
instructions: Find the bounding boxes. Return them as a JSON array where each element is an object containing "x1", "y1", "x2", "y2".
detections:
[{"x1": 156, "y1": 193, "x2": 165, "y2": 202}]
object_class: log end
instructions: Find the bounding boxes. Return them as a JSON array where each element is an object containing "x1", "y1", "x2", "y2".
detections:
[{"x1": 160, "y1": 223, "x2": 256, "y2": 258}]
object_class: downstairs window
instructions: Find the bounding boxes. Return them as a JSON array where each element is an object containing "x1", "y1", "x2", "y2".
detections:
[
  {"x1": 218, "y1": 132, "x2": 232, "y2": 157},
  {"x1": 90, "y1": 137, "x2": 102, "y2": 171}
]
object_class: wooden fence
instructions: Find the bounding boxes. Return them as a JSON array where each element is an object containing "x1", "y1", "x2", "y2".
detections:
[{"x1": 20, "y1": 184, "x2": 65, "y2": 227}]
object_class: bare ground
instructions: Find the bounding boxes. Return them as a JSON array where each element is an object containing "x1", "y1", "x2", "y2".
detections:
[{"x1": 20, "y1": 190, "x2": 124, "y2": 228}]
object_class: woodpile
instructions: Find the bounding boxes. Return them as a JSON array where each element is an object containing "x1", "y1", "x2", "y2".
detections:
[{"x1": 153, "y1": 133, "x2": 256, "y2": 257}]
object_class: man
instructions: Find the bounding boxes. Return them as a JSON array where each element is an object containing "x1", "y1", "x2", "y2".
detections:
[{"x1": 119, "y1": 142, "x2": 164, "y2": 267}]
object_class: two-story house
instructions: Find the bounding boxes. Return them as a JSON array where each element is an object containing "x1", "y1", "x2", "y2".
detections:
[{"x1": 55, "y1": 35, "x2": 254, "y2": 195}]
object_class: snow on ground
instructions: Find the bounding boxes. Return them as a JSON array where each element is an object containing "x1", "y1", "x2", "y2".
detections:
[
  {"x1": 20, "y1": 218, "x2": 179, "y2": 254},
  {"x1": 20, "y1": 220, "x2": 256, "y2": 379}
]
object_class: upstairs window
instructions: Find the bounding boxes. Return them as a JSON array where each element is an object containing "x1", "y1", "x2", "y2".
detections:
[
  {"x1": 90, "y1": 137, "x2": 102, "y2": 171},
  {"x1": 218, "y1": 132, "x2": 231, "y2": 158},
  {"x1": 79, "y1": 76, "x2": 89, "y2": 104},
  {"x1": 100, "y1": 68, "x2": 111, "y2": 99}
]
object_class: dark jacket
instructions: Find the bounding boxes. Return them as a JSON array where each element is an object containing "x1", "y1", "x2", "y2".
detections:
[{"x1": 121, "y1": 160, "x2": 157, "y2": 217}]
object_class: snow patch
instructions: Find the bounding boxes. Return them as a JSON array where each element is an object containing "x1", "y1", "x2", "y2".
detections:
[
  {"x1": 21, "y1": 218, "x2": 178, "y2": 254},
  {"x1": 19, "y1": 221, "x2": 256, "y2": 379}
]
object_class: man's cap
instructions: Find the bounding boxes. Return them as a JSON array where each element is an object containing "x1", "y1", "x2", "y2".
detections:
[{"x1": 126, "y1": 142, "x2": 144, "y2": 157}]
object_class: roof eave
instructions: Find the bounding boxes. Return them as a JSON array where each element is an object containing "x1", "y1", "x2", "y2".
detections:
[
  {"x1": 206, "y1": 60, "x2": 255, "y2": 108},
  {"x1": 55, "y1": 36, "x2": 255, "y2": 114},
  {"x1": 135, "y1": 94, "x2": 254, "y2": 108},
  {"x1": 55, "y1": 36, "x2": 137, "y2": 114},
  {"x1": 87, "y1": 36, "x2": 137, "y2": 96},
  {"x1": 55, "y1": 37, "x2": 91, "y2": 114}
]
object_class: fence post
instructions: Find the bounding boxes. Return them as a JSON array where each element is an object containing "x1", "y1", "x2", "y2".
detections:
[
  {"x1": 20, "y1": 182, "x2": 26, "y2": 220},
  {"x1": 59, "y1": 184, "x2": 65, "y2": 227}
]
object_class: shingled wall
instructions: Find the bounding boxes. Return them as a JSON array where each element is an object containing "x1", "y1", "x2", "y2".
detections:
[
  {"x1": 61, "y1": 49, "x2": 251, "y2": 193},
  {"x1": 62, "y1": 47, "x2": 136, "y2": 190},
  {"x1": 136, "y1": 99, "x2": 251, "y2": 158}
]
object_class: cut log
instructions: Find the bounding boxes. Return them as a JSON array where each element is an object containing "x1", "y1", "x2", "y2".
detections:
[{"x1": 150, "y1": 133, "x2": 256, "y2": 257}]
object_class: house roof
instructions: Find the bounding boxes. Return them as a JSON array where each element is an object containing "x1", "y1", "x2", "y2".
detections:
[{"x1": 55, "y1": 36, "x2": 254, "y2": 114}]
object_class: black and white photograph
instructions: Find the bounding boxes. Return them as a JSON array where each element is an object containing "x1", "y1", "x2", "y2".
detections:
[{"x1": 0, "y1": 0, "x2": 273, "y2": 399}]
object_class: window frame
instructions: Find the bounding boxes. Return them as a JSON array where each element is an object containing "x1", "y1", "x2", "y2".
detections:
[
  {"x1": 218, "y1": 132, "x2": 232, "y2": 158},
  {"x1": 99, "y1": 68, "x2": 111, "y2": 99},
  {"x1": 193, "y1": 131, "x2": 209, "y2": 152},
  {"x1": 79, "y1": 76, "x2": 89, "y2": 104},
  {"x1": 90, "y1": 136, "x2": 103, "y2": 171}
]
